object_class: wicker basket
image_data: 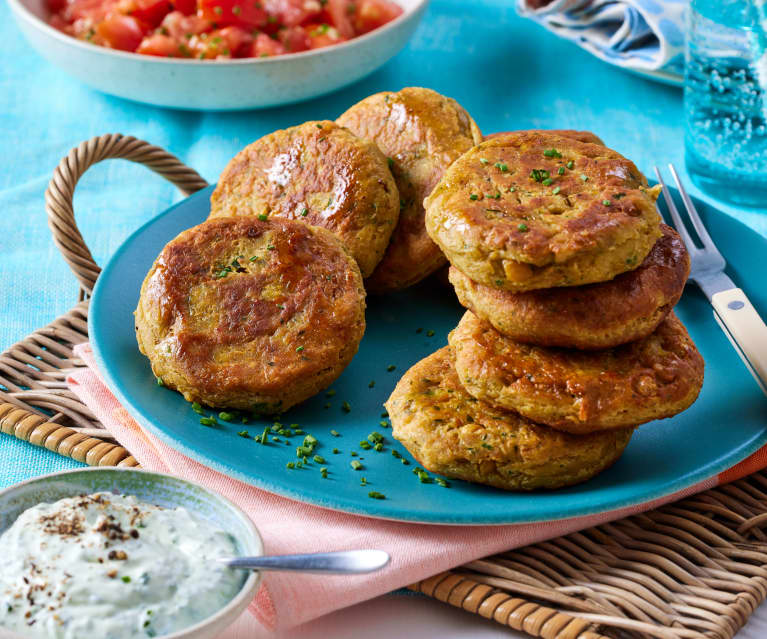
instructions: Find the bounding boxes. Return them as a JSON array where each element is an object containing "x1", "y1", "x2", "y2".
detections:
[{"x1": 3, "y1": 134, "x2": 767, "y2": 639}]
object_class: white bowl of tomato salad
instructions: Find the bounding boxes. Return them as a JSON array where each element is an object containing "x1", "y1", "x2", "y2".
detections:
[{"x1": 9, "y1": 0, "x2": 427, "y2": 109}]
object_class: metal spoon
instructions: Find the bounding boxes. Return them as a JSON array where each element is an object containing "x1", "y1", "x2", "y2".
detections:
[{"x1": 218, "y1": 549, "x2": 390, "y2": 574}]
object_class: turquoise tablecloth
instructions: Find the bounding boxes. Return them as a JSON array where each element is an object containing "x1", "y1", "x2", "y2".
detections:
[{"x1": 0, "y1": 0, "x2": 764, "y2": 489}]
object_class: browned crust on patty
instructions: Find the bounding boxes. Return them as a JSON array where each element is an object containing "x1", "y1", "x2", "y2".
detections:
[
  {"x1": 337, "y1": 87, "x2": 483, "y2": 292},
  {"x1": 450, "y1": 224, "x2": 690, "y2": 349},
  {"x1": 485, "y1": 129, "x2": 605, "y2": 146},
  {"x1": 385, "y1": 347, "x2": 634, "y2": 491},
  {"x1": 449, "y1": 311, "x2": 704, "y2": 434},
  {"x1": 135, "y1": 216, "x2": 366, "y2": 412},
  {"x1": 424, "y1": 131, "x2": 662, "y2": 291},
  {"x1": 209, "y1": 120, "x2": 399, "y2": 278}
]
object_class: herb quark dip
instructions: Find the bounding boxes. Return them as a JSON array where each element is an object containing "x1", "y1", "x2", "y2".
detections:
[{"x1": 0, "y1": 493, "x2": 245, "y2": 638}]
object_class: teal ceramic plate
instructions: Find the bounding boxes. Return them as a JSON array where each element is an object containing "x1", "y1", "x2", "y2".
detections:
[{"x1": 90, "y1": 186, "x2": 767, "y2": 524}]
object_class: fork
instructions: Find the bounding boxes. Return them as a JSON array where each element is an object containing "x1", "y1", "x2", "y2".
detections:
[{"x1": 654, "y1": 165, "x2": 767, "y2": 396}]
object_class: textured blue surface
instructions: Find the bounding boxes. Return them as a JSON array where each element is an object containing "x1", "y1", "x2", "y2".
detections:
[
  {"x1": 89, "y1": 185, "x2": 767, "y2": 524},
  {"x1": 1, "y1": 0, "x2": 766, "y2": 490}
]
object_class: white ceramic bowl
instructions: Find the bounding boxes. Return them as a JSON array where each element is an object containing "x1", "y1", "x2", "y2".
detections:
[
  {"x1": 9, "y1": 0, "x2": 428, "y2": 110},
  {"x1": 0, "y1": 467, "x2": 262, "y2": 639}
]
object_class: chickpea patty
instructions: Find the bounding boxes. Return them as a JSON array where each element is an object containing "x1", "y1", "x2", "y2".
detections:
[
  {"x1": 386, "y1": 348, "x2": 634, "y2": 491},
  {"x1": 337, "y1": 87, "x2": 483, "y2": 292},
  {"x1": 135, "y1": 216, "x2": 366, "y2": 413},
  {"x1": 425, "y1": 131, "x2": 663, "y2": 292},
  {"x1": 209, "y1": 120, "x2": 399, "y2": 278},
  {"x1": 449, "y1": 311, "x2": 704, "y2": 434},
  {"x1": 450, "y1": 224, "x2": 690, "y2": 349}
]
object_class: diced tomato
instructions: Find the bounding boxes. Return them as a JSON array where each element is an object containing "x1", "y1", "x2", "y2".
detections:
[
  {"x1": 250, "y1": 32, "x2": 285, "y2": 56},
  {"x1": 136, "y1": 32, "x2": 181, "y2": 55},
  {"x1": 63, "y1": 0, "x2": 120, "y2": 23},
  {"x1": 198, "y1": 0, "x2": 267, "y2": 28},
  {"x1": 277, "y1": 25, "x2": 309, "y2": 53},
  {"x1": 118, "y1": 0, "x2": 172, "y2": 27},
  {"x1": 325, "y1": 0, "x2": 354, "y2": 38},
  {"x1": 263, "y1": 0, "x2": 321, "y2": 27},
  {"x1": 160, "y1": 10, "x2": 211, "y2": 38},
  {"x1": 351, "y1": 0, "x2": 401, "y2": 34},
  {"x1": 171, "y1": 0, "x2": 196, "y2": 14},
  {"x1": 304, "y1": 22, "x2": 344, "y2": 48},
  {"x1": 95, "y1": 13, "x2": 147, "y2": 50}
]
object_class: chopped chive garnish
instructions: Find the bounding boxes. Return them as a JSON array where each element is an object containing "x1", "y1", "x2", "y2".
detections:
[
  {"x1": 200, "y1": 417, "x2": 217, "y2": 427},
  {"x1": 387, "y1": 157, "x2": 394, "y2": 169},
  {"x1": 374, "y1": 443, "x2": 383, "y2": 452},
  {"x1": 257, "y1": 214, "x2": 268, "y2": 221},
  {"x1": 272, "y1": 436, "x2": 281, "y2": 442},
  {"x1": 368, "y1": 432, "x2": 384, "y2": 443},
  {"x1": 326, "y1": 389, "x2": 336, "y2": 397},
  {"x1": 330, "y1": 430, "x2": 340, "y2": 437},
  {"x1": 387, "y1": 365, "x2": 396, "y2": 372},
  {"x1": 567, "y1": 160, "x2": 574, "y2": 169},
  {"x1": 316, "y1": 123, "x2": 323, "y2": 129},
  {"x1": 391, "y1": 450, "x2": 401, "y2": 458},
  {"x1": 121, "y1": 576, "x2": 131, "y2": 583},
  {"x1": 156, "y1": 377, "x2": 164, "y2": 386},
  {"x1": 518, "y1": 223, "x2": 528, "y2": 232},
  {"x1": 191, "y1": 402, "x2": 204, "y2": 415},
  {"x1": 580, "y1": 174, "x2": 588, "y2": 182},
  {"x1": 219, "y1": 411, "x2": 235, "y2": 421},
  {"x1": 351, "y1": 451, "x2": 358, "y2": 457},
  {"x1": 341, "y1": 401, "x2": 351, "y2": 413},
  {"x1": 426, "y1": 330, "x2": 435, "y2": 337},
  {"x1": 543, "y1": 148, "x2": 561, "y2": 157},
  {"x1": 479, "y1": 158, "x2": 489, "y2": 165},
  {"x1": 401, "y1": 458, "x2": 410, "y2": 465},
  {"x1": 260, "y1": 426, "x2": 269, "y2": 444},
  {"x1": 368, "y1": 491, "x2": 385, "y2": 499},
  {"x1": 541, "y1": 177, "x2": 553, "y2": 186},
  {"x1": 360, "y1": 477, "x2": 367, "y2": 485},
  {"x1": 320, "y1": 468, "x2": 328, "y2": 478},
  {"x1": 301, "y1": 207, "x2": 308, "y2": 216},
  {"x1": 359, "y1": 441, "x2": 372, "y2": 450},
  {"x1": 603, "y1": 199, "x2": 611, "y2": 206},
  {"x1": 379, "y1": 420, "x2": 389, "y2": 428},
  {"x1": 295, "y1": 345, "x2": 304, "y2": 352},
  {"x1": 368, "y1": 380, "x2": 375, "y2": 388},
  {"x1": 469, "y1": 194, "x2": 478, "y2": 201},
  {"x1": 333, "y1": 448, "x2": 340, "y2": 454},
  {"x1": 351, "y1": 460, "x2": 363, "y2": 470},
  {"x1": 313, "y1": 455, "x2": 325, "y2": 464},
  {"x1": 237, "y1": 430, "x2": 250, "y2": 438},
  {"x1": 553, "y1": 186, "x2": 561, "y2": 195},
  {"x1": 435, "y1": 478, "x2": 449, "y2": 488},
  {"x1": 286, "y1": 462, "x2": 295, "y2": 469},
  {"x1": 558, "y1": 167, "x2": 565, "y2": 175}
]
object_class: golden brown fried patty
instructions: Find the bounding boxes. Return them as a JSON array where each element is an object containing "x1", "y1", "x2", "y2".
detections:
[
  {"x1": 135, "y1": 217, "x2": 366, "y2": 413},
  {"x1": 337, "y1": 87, "x2": 482, "y2": 292},
  {"x1": 485, "y1": 129, "x2": 605, "y2": 146},
  {"x1": 385, "y1": 348, "x2": 634, "y2": 491},
  {"x1": 449, "y1": 311, "x2": 704, "y2": 434},
  {"x1": 450, "y1": 224, "x2": 690, "y2": 349},
  {"x1": 209, "y1": 120, "x2": 399, "y2": 278},
  {"x1": 425, "y1": 131, "x2": 663, "y2": 292}
]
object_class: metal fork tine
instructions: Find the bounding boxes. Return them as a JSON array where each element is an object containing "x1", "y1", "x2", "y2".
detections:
[
  {"x1": 653, "y1": 166, "x2": 697, "y2": 253},
  {"x1": 667, "y1": 163, "x2": 720, "y2": 255}
]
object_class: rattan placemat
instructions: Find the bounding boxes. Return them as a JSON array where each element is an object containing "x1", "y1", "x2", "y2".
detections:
[{"x1": 3, "y1": 134, "x2": 767, "y2": 639}]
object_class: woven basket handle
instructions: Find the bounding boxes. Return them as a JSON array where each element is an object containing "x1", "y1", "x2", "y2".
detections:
[{"x1": 45, "y1": 134, "x2": 209, "y2": 296}]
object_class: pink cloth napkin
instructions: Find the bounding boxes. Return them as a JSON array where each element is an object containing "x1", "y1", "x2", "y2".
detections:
[{"x1": 67, "y1": 342, "x2": 767, "y2": 632}]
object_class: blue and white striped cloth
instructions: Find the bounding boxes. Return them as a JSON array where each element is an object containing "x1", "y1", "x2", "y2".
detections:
[{"x1": 517, "y1": 0, "x2": 687, "y2": 76}]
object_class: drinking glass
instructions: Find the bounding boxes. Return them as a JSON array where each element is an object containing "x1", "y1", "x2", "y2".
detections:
[{"x1": 685, "y1": 0, "x2": 767, "y2": 207}]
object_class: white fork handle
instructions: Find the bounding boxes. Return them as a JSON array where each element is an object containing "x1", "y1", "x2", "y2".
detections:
[{"x1": 711, "y1": 288, "x2": 767, "y2": 396}]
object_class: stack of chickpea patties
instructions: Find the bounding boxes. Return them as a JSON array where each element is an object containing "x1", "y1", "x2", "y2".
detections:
[{"x1": 386, "y1": 131, "x2": 704, "y2": 491}]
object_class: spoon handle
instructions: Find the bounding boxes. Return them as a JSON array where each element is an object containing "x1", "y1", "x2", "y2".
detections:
[{"x1": 220, "y1": 549, "x2": 390, "y2": 574}]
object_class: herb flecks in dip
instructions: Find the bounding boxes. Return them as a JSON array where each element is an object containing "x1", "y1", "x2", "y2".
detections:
[{"x1": 0, "y1": 493, "x2": 244, "y2": 638}]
